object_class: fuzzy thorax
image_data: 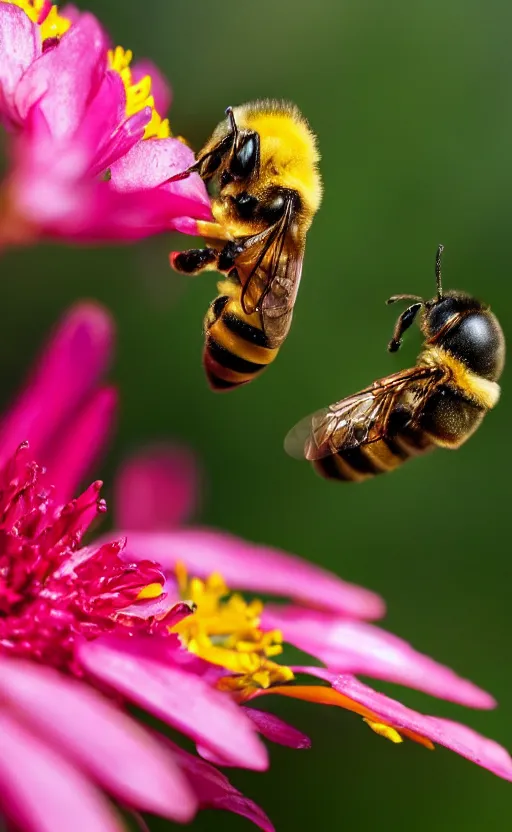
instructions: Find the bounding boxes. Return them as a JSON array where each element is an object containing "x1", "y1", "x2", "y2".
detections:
[
  {"x1": 234, "y1": 100, "x2": 322, "y2": 216},
  {"x1": 421, "y1": 346, "x2": 501, "y2": 409}
]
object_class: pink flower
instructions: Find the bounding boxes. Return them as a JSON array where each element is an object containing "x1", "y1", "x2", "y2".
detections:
[
  {"x1": 0, "y1": 301, "x2": 511, "y2": 832},
  {"x1": 107, "y1": 448, "x2": 512, "y2": 784},
  {"x1": 0, "y1": 304, "x2": 273, "y2": 831},
  {"x1": 0, "y1": 1, "x2": 211, "y2": 246}
]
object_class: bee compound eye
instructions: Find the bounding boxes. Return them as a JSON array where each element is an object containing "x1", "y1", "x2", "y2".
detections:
[{"x1": 231, "y1": 134, "x2": 258, "y2": 178}]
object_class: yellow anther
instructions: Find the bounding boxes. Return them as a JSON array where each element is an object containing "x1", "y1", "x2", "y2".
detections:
[
  {"x1": 107, "y1": 46, "x2": 133, "y2": 73},
  {"x1": 136, "y1": 582, "x2": 164, "y2": 601},
  {"x1": 171, "y1": 564, "x2": 294, "y2": 692},
  {"x1": 363, "y1": 719, "x2": 404, "y2": 744},
  {"x1": 107, "y1": 45, "x2": 171, "y2": 140},
  {"x1": 39, "y1": 4, "x2": 70, "y2": 38},
  {"x1": 218, "y1": 661, "x2": 295, "y2": 693},
  {"x1": 4, "y1": 0, "x2": 70, "y2": 37}
]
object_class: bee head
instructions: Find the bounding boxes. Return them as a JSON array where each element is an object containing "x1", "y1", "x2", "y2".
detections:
[
  {"x1": 423, "y1": 292, "x2": 485, "y2": 339},
  {"x1": 387, "y1": 245, "x2": 492, "y2": 352}
]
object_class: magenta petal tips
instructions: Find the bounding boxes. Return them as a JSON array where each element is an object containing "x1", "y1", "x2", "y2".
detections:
[
  {"x1": 119, "y1": 529, "x2": 386, "y2": 619},
  {"x1": 262, "y1": 605, "x2": 496, "y2": 709}
]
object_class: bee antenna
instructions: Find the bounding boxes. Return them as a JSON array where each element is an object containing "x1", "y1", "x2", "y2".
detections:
[
  {"x1": 435, "y1": 244, "x2": 444, "y2": 300},
  {"x1": 226, "y1": 106, "x2": 238, "y2": 141}
]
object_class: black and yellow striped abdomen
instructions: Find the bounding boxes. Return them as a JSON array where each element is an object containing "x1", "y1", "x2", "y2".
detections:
[
  {"x1": 203, "y1": 281, "x2": 280, "y2": 391},
  {"x1": 313, "y1": 422, "x2": 434, "y2": 482},
  {"x1": 313, "y1": 390, "x2": 487, "y2": 483}
]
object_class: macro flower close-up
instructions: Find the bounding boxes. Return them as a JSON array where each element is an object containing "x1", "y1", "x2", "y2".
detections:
[
  {"x1": 0, "y1": 303, "x2": 510, "y2": 832},
  {"x1": 0, "y1": 0, "x2": 211, "y2": 245},
  {"x1": 1, "y1": 0, "x2": 512, "y2": 830}
]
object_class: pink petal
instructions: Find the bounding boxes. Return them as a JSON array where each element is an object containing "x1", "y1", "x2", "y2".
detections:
[
  {"x1": 114, "y1": 529, "x2": 385, "y2": 619},
  {"x1": 0, "y1": 5, "x2": 41, "y2": 123},
  {"x1": 88, "y1": 108, "x2": 148, "y2": 178},
  {"x1": 172, "y1": 216, "x2": 204, "y2": 235},
  {"x1": 132, "y1": 59, "x2": 172, "y2": 116},
  {"x1": 78, "y1": 636, "x2": 269, "y2": 771},
  {"x1": 0, "y1": 659, "x2": 196, "y2": 821},
  {"x1": 195, "y1": 744, "x2": 238, "y2": 767},
  {"x1": 46, "y1": 386, "x2": 117, "y2": 504},
  {"x1": 243, "y1": 707, "x2": 311, "y2": 749},
  {"x1": 0, "y1": 302, "x2": 114, "y2": 466},
  {"x1": 121, "y1": 587, "x2": 192, "y2": 624},
  {"x1": 0, "y1": 712, "x2": 123, "y2": 832},
  {"x1": 59, "y1": 4, "x2": 82, "y2": 24},
  {"x1": 263, "y1": 605, "x2": 496, "y2": 709},
  {"x1": 168, "y1": 741, "x2": 275, "y2": 832},
  {"x1": 110, "y1": 136, "x2": 196, "y2": 191},
  {"x1": 9, "y1": 114, "x2": 98, "y2": 233},
  {"x1": 109, "y1": 137, "x2": 211, "y2": 223},
  {"x1": 80, "y1": 69, "x2": 138, "y2": 177},
  {"x1": 328, "y1": 674, "x2": 512, "y2": 781},
  {"x1": 15, "y1": 14, "x2": 107, "y2": 138},
  {"x1": 114, "y1": 445, "x2": 199, "y2": 531},
  {"x1": 60, "y1": 172, "x2": 210, "y2": 242}
]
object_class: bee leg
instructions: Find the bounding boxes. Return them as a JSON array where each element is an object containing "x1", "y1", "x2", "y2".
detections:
[
  {"x1": 196, "y1": 220, "x2": 234, "y2": 241},
  {"x1": 170, "y1": 238, "x2": 246, "y2": 276},
  {"x1": 217, "y1": 240, "x2": 245, "y2": 272},
  {"x1": 387, "y1": 302, "x2": 423, "y2": 352},
  {"x1": 170, "y1": 247, "x2": 219, "y2": 275}
]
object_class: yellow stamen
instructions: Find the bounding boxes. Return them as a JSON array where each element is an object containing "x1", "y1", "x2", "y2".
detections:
[
  {"x1": 170, "y1": 563, "x2": 294, "y2": 691},
  {"x1": 39, "y1": 4, "x2": 70, "y2": 38},
  {"x1": 364, "y1": 719, "x2": 403, "y2": 744},
  {"x1": 4, "y1": 3, "x2": 177, "y2": 143},
  {"x1": 136, "y1": 582, "x2": 164, "y2": 600},
  {"x1": 3, "y1": 1, "x2": 71, "y2": 37},
  {"x1": 107, "y1": 45, "x2": 170, "y2": 140}
]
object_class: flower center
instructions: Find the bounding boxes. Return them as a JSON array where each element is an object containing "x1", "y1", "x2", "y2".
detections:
[
  {"x1": 3, "y1": 0, "x2": 71, "y2": 38},
  {"x1": 107, "y1": 46, "x2": 171, "y2": 140},
  {"x1": 171, "y1": 563, "x2": 294, "y2": 691},
  {"x1": 0, "y1": 444, "x2": 188, "y2": 674}
]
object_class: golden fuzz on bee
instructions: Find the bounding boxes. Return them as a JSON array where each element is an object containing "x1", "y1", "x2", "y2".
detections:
[{"x1": 171, "y1": 99, "x2": 323, "y2": 391}]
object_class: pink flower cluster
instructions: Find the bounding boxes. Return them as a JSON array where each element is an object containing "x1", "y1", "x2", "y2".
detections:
[
  {"x1": 0, "y1": 0, "x2": 211, "y2": 244},
  {"x1": 0, "y1": 302, "x2": 510, "y2": 832}
]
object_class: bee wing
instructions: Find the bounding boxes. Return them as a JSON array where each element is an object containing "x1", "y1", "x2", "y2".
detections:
[
  {"x1": 236, "y1": 196, "x2": 301, "y2": 325},
  {"x1": 260, "y1": 240, "x2": 304, "y2": 346},
  {"x1": 284, "y1": 366, "x2": 443, "y2": 461}
]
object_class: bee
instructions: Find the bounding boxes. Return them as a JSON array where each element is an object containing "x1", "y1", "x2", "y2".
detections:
[
  {"x1": 169, "y1": 100, "x2": 322, "y2": 390},
  {"x1": 285, "y1": 246, "x2": 505, "y2": 482}
]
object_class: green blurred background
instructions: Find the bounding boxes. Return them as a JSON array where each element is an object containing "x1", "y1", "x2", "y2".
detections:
[{"x1": 2, "y1": 0, "x2": 512, "y2": 828}]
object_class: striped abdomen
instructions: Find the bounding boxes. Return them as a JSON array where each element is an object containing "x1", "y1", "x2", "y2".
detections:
[
  {"x1": 313, "y1": 406, "x2": 434, "y2": 482},
  {"x1": 203, "y1": 293, "x2": 279, "y2": 391},
  {"x1": 313, "y1": 390, "x2": 487, "y2": 482}
]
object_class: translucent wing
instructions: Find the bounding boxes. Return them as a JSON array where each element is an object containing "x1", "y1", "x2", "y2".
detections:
[
  {"x1": 284, "y1": 366, "x2": 443, "y2": 461},
  {"x1": 234, "y1": 196, "x2": 303, "y2": 345},
  {"x1": 260, "y1": 242, "x2": 304, "y2": 347}
]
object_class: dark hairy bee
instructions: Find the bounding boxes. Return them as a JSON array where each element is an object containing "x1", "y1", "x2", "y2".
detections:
[
  {"x1": 169, "y1": 100, "x2": 322, "y2": 391},
  {"x1": 285, "y1": 246, "x2": 505, "y2": 482}
]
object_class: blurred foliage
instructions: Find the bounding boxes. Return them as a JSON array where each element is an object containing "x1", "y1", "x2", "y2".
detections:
[{"x1": 2, "y1": 0, "x2": 512, "y2": 829}]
